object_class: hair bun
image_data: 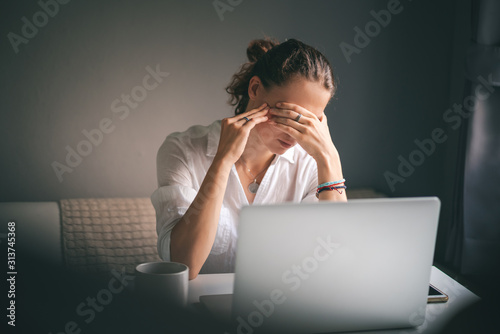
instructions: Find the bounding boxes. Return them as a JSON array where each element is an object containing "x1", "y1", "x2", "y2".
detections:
[{"x1": 246, "y1": 37, "x2": 279, "y2": 63}]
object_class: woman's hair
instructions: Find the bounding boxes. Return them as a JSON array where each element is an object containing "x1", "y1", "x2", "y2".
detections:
[{"x1": 226, "y1": 37, "x2": 336, "y2": 115}]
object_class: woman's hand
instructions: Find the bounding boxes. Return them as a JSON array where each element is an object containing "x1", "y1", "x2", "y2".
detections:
[
  {"x1": 270, "y1": 102, "x2": 346, "y2": 201},
  {"x1": 215, "y1": 103, "x2": 270, "y2": 165},
  {"x1": 269, "y1": 102, "x2": 338, "y2": 162}
]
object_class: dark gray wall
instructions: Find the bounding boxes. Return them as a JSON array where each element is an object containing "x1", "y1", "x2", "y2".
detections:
[{"x1": 1, "y1": 0, "x2": 469, "y2": 259}]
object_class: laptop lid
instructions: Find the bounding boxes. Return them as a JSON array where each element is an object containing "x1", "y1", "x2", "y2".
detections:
[{"x1": 231, "y1": 197, "x2": 441, "y2": 333}]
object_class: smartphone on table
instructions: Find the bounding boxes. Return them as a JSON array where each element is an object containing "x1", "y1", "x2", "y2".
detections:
[{"x1": 427, "y1": 284, "x2": 449, "y2": 303}]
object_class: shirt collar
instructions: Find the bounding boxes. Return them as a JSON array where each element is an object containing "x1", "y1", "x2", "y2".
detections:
[
  {"x1": 206, "y1": 120, "x2": 295, "y2": 164},
  {"x1": 277, "y1": 146, "x2": 295, "y2": 164}
]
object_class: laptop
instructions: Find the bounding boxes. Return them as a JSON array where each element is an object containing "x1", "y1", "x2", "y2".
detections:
[{"x1": 200, "y1": 197, "x2": 441, "y2": 333}]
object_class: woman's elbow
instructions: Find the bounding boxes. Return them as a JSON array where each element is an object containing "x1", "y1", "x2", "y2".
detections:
[
  {"x1": 188, "y1": 270, "x2": 199, "y2": 280},
  {"x1": 170, "y1": 252, "x2": 201, "y2": 280},
  {"x1": 177, "y1": 259, "x2": 200, "y2": 280}
]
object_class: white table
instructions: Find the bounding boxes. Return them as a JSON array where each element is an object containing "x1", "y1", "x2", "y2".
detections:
[{"x1": 188, "y1": 266, "x2": 480, "y2": 334}]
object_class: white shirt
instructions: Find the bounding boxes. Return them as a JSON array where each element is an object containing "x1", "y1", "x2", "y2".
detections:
[{"x1": 151, "y1": 120, "x2": 318, "y2": 274}]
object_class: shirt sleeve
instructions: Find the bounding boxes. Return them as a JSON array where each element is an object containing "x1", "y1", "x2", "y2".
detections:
[{"x1": 151, "y1": 135, "x2": 198, "y2": 261}]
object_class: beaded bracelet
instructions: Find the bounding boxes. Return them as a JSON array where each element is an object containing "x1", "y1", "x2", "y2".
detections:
[
  {"x1": 318, "y1": 185, "x2": 347, "y2": 194},
  {"x1": 316, "y1": 185, "x2": 347, "y2": 198},
  {"x1": 317, "y1": 179, "x2": 345, "y2": 189},
  {"x1": 317, "y1": 182, "x2": 345, "y2": 191}
]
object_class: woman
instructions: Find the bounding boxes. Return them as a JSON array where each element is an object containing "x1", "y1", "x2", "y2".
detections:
[{"x1": 152, "y1": 38, "x2": 347, "y2": 280}]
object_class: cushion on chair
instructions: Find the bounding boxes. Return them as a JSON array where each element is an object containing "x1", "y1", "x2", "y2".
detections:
[{"x1": 60, "y1": 198, "x2": 160, "y2": 275}]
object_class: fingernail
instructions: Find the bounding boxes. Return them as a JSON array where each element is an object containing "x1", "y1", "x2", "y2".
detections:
[{"x1": 276, "y1": 102, "x2": 282, "y2": 107}]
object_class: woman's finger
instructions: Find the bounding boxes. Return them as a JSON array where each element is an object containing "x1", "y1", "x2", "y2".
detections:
[
  {"x1": 237, "y1": 103, "x2": 268, "y2": 117},
  {"x1": 242, "y1": 114, "x2": 269, "y2": 128},
  {"x1": 236, "y1": 115, "x2": 252, "y2": 124},
  {"x1": 271, "y1": 116, "x2": 307, "y2": 133},
  {"x1": 269, "y1": 108, "x2": 301, "y2": 121},
  {"x1": 235, "y1": 104, "x2": 269, "y2": 123},
  {"x1": 270, "y1": 108, "x2": 316, "y2": 122},
  {"x1": 273, "y1": 102, "x2": 318, "y2": 120},
  {"x1": 270, "y1": 120, "x2": 302, "y2": 138}
]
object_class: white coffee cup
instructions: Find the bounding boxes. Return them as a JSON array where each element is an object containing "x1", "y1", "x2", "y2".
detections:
[{"x1": 135, "y1": 262, "x2": 189, "y2": 308}]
